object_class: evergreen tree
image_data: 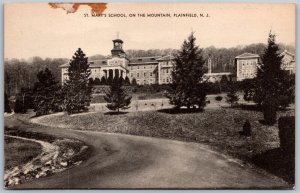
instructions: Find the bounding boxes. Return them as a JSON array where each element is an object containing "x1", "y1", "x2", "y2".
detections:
[
  {"x1": 33, "y1": 68, "x2": 60, "y2": 116},
  {"x1": 104, "y1": 77, "x2": 132, "y2": 113},
  {"x1": 167, "y1": 33, "x2": 207, "y2": 111},
  {"x1": 124, "y1": 76, "x2": 131, "y2": 86},
  {"x1": 226, "y1": 81, "x2": 239, "y2": 107},
  {"x1": 88, "y1": 78, "x2": 94, "y2": 85},
  {"x1": 100, "y1": 76, "x2": 107, "y2": 85},
  {"x1": 131, "y1": 78, "x2": 138, "y2": 86},
  {"x1": 256, "y1": 32, "x2": 289, "y2": 125},
  {"x1": 94, "y1": 78, "x2": 101, "y2": 85},
  {"x1": 63, "y1": 48, "x2": 92, "y2": 114},
  {"x1": 4, "y1": 92, "x2": 11, "y2": 113}
]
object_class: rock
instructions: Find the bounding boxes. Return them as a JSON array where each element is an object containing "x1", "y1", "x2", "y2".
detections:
[
  {"x1": 60, "y1": 161, "x2": 68, "y2": 167},
  {"x1": 45, "y1": 160, "x2": 52, "y2": 166},
  {"x1": 74, "y1": 161, "x2": 82, "y2": 165}
]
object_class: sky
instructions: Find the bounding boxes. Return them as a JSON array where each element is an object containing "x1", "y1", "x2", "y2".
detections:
[{"x1": 4, "y1": 3, "x2": 295, "y2": 60}]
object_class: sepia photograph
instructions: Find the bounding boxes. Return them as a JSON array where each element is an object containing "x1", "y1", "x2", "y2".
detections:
[{"x1": 3, "y1": 2, "x2": 296, "y2": 189}]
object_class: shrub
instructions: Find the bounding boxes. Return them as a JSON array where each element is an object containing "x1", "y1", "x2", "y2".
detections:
[
  {"x1": 215, "y1": 96, "x2": 223, "y2": 101},
  {"x1": 263, "y1": 99, "x2": 277, "y2": 125},
  {"x1": 242, "y1": 120, "x2": 251, "y2": 136},
  {"x1": 278, "y1": 116, "x2": 295, "y2": 155}
]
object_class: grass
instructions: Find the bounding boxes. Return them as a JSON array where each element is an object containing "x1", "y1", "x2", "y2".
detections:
[
  {"x1": 9, "y1": 106, "x2": 293, "y2": 185},
  {"x1": 36, "y1": 107, "x2": 295, "y2": 185},
  {"x1": 4, "y1": 137, "x2": 42, "y2": 170}
]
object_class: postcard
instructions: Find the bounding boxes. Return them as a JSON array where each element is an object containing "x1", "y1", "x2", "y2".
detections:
[{"x1": 4, "y1": 2, "x2": 295, "y2": 189}]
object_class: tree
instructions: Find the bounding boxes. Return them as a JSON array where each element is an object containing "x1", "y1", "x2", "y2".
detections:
[
  {"x1": 124, "y1": 76, "x2": 131, "y2": 86},
  {"x1": 256, "y1": 32, "x2": 290, "y2": 125},
  {"x1": 131, "y1": 78, "x2": 138, "y2": 86},
  {"x1": 14, "y1": 88, "x2": 34, "y2": 113},
  {"x1": 4, "y1": 92, "x2": 11, "y2": 113},
  {"x1": 100, "y1": 76, "x2": 107, "y2": 85},
  {"x1": 167, "y1": 33, "x2": 207, "y2": 111},
  {"x1": 104, "y1": 77, "x2": 132, "y2": 113},
  {"x1": 62, "y1": 48, "x2": 92, "y2": 114},
  {"x1": 33, "y1": 68, "x2": 60, "y2": 116},
  {"x1": 94, "y1": 78, "x2": 101, "y2": 85},
  {"x1": 88, "y1": 78, "x2": 94, "y2": 85},
  {"x1": 226, "y1": 81, "x2": 239, "y2": 107}
]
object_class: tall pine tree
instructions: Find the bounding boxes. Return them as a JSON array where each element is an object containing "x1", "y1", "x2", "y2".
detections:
[
  {"x1": 104, "y1": 77, "x2": 132, "y2": 113},
  {"x1": 167, "y1": 33, "x2": 207, "y2": 111},
  {"x1": 63, "y1": 48, "x2": 92, "y2": 114},
  {"x1": 33, "y1": 68, "x2": 60, "y2": 116},
  {"x1": 256, "y1": 32, "x2": 287, "y2": 125}
]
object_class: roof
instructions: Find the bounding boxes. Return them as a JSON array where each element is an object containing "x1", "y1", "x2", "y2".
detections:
[
  {"x1": 235, "y1": 53, "x2": 260, "y2": 59},
  {"x1": 112, "y1": 39, "x2": 123, "y2": 43},
  {"x1": 60, "y1": 59, "x2": 108, "y2": 68},
  {"x1": 156, "y1": 55, "x2": 175, "y2": 61},
  {"x1": 281, "y1": 50, "x2": 295, "y2": 58},
  {"x1": 129, "y1": 56, "x2": 161, "y2": 65}
]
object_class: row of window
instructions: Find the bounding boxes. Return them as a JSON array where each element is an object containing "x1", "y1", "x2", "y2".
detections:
[
  {"x1": 162, "y1": 78, "x2": 170, "y2": 83},
  {"x1": 131, "y1": 72, "x2": 154, "y2": 78},
  {"x1": 161, "y1": 68, "x2": 171, "y2": 73},
  {"x1": 160, "y1": 61, "x2": 173, "y2": 66},
  {"x1": 130, "y1": 65, "x2": 156, "y2": 70}
]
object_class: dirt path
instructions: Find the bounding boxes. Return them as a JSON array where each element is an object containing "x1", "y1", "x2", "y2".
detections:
[{"x1": 11, "y1": 115, "x2": 288, "y2": 189}]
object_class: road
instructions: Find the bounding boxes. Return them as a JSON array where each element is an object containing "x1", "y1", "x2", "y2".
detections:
[{"x1": 12, "y1": 121, "x2": 288, "y2": 189}]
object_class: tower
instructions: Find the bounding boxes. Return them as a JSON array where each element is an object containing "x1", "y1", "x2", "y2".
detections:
[{"x1": 111, "y1": 39, "x2": 125, "y2": 57}]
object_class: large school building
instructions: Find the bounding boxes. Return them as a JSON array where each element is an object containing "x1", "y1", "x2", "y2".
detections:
[{"x1": 61, "y1": 39, "x2": 295, "y2": 84}]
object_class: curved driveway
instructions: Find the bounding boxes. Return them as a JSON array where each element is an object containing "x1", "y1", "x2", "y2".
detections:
[{"x1": 13, "y1": 121, "x2": 287, "y2": 189}]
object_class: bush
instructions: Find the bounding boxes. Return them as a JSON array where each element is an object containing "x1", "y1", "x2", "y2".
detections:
[
  {"x1": 242, "y1": 120, "x2": 251, "y2": 136},
  {"x1": 278, "y1": 116, "x2": 295, "y2": 155},
  {"x1": 263, "y1": 100, "x2": 277, "y2": 125},
  {"x1": 215, "y1": 96, "x2": 223, "y2": 101}
]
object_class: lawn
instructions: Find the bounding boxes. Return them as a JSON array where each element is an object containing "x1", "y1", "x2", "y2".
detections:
[{"x1": 4, "y1": 137, "x2": 42, "y2": 170}]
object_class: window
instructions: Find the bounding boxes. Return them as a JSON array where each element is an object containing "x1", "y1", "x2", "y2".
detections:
[
  {"x1": 144, "y1": 66, "x2": 146, "y2": 69},
  {"x1": 166, "y1": 78, "x2": 169, "y2": 83},
  {"x1": 131, "y1": 73, "x2": 133, "y2": 77},
  {"x1": 144, "y1": 72, "x2": 146, "y2": 77},
  {"x1": 137, "y1": 73, "x2": 139, "y2": 78},
  {"x1": 166, "y1": 69, "x2": 169, "y2": 73},
  {"x1": 150, "y1": 72, "x2": 152, "y2": 77},
  {"x1": 137, "y1": 66, "x2": 139, "y2": 69}
]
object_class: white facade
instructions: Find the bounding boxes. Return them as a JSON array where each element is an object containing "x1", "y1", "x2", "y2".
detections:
[
  {"x1": 236, "y1": 53, "x2": 260, "y2": 81},
  {"x1": 281, "y1": 50, "x2": 296, "y2": 74}
]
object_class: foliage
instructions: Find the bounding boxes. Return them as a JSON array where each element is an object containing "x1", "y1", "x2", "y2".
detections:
[
  {"x1": 226, "y1": 81, "x2": 239, "y2": 107},
  {"x1": 88, "y1": 78, "x2": 94, "y2": 85},
  {"x1": 4, "y1": 92, "x2": 12, "y2": 113},
  {"x1": 100, "y1": 76, "x2": 107, "y2": 85},
  {"x1": 131, "y1": 78, "x2": 138, "y2": 86},
  {"x1": 278, "y1": 116, "x2": 295, "y2": 155},
  {"x1": 33, "y1": 68, "x2": 61, "y2": 116},
  {"x1": 4, "y1": 57, "x2": 68, "y2": 96},
  {"x1": 242, "y1": 120, "x2": 251, "y2": 136},
  {"x1": 94, "y1": 78, "x2": 101, "y2": 85},
  {"x1": 124, "y1": 76, "x2": 131, "y2": 86},
  {"x1": 167, "y1": 33, "x2": 207, "y2": 111},
  {"x1": 256, "y1": 32, "x2": 293, "y2": 125},
  {"x1": 62, "y1": 48, "x2": 92, "y2": 114},
  {"x1": 14, "y1": 88, "x2": 34, "y2": 113},
  {"x1": 104, "y1": 77, "x2": 132, "y2": 113}
]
